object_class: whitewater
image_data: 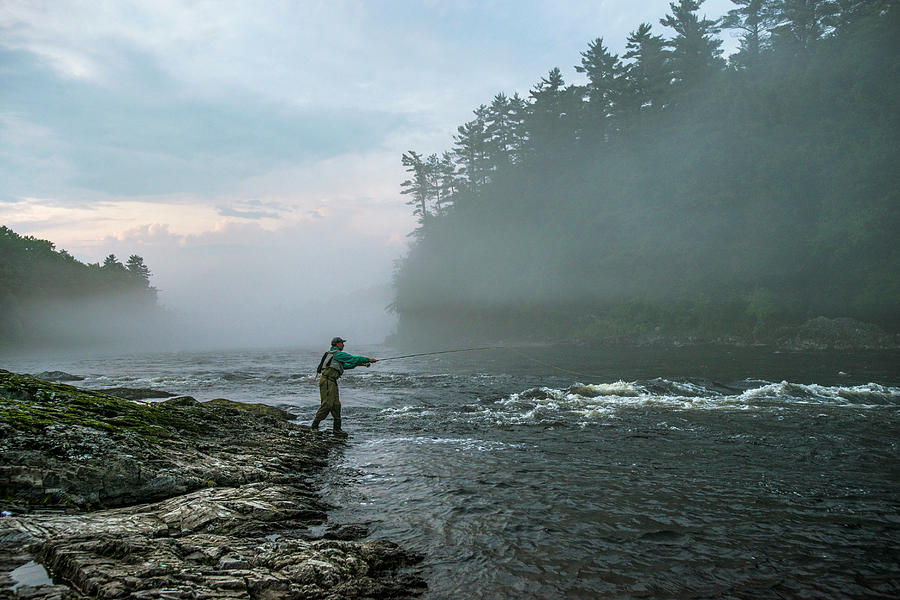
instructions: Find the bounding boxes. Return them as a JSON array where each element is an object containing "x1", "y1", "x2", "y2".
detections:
[{"x1": 5, "y1": 344, "x2": 899, "y2": 598}]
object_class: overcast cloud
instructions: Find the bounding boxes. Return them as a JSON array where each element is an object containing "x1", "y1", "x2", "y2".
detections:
[{"x1": 0, "y1": 0, "x2": 737, "y2": 347}]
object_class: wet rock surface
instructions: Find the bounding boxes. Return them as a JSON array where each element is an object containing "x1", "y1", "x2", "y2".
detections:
[
  {"x1": 29, "y1": 373, "x2": 83, "y2": 383},
  {"x1": 94, "y1": 388, "x2": 174, "y2": 401},
  {"x1": 0, "y1": 371, "x2": 424, "y2": 599}
]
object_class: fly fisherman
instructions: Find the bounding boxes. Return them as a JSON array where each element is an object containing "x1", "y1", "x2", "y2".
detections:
[{"x1": 312, "y1": 337, "x2": 377, "y2": 435}]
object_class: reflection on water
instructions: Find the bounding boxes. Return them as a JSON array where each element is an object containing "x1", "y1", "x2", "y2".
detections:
[{"x1": 10, "y1": 561, "x2": 53, "y2": 590}]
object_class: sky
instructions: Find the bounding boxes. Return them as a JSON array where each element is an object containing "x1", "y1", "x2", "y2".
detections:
[{"x1": 0, "y1": 0, "x2": 738, "y2": 347}]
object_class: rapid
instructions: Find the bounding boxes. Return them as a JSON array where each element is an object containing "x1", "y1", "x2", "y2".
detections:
[{"x1": 5, "y1": 344, "x2": 899, "y2": 599}]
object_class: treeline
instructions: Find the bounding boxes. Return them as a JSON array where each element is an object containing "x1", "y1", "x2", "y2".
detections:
[
  {"x1": 0, "y1": 226, "x2": 158, "y2": 347},
  {"x1": 391, "y1": 0, "x2": 900, "y2": 344}
]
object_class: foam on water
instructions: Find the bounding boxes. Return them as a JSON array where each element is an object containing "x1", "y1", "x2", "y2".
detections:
[
  {"x1": 360, "y1": 436, "x2": 528, "y2": 452},
  {"x1": 737, "y1": 380, "x2": 900, "y2": 406},
  {"x1": 378, "y1": 379, "x2": 900, "y2": 427}
]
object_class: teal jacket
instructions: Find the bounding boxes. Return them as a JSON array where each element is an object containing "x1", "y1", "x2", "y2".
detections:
[{"x1": 330, "y1": 346, "x2": 372, "y2": 370}]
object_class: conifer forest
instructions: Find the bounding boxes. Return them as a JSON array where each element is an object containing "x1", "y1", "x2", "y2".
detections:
[{"x1": 391, "y1": 0, "x2": 899, "y2": 343}]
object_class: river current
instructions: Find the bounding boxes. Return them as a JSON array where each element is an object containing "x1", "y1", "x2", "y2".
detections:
[{"x1": 5, "y1": 344, "x2": 899, "y2": 599}]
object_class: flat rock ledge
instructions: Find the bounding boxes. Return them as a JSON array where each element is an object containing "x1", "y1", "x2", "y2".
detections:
[{"x1": 0, "y1": 370, "x2": 425, "y2": 599}]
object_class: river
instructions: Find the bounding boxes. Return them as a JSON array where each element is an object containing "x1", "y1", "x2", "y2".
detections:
[{"x1": 5, "y1": 344, "x2": 899, "y2": 598}]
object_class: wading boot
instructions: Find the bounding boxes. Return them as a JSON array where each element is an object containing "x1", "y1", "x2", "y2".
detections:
[
  {"x1": 332, "y1": 418, "x2": 347, "y2": 437},
  {"x1": 310, "y1": 420, "x2": 320, "y2": 430}
]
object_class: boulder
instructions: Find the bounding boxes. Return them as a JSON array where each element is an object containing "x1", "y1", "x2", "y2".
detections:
[{"x1": 31, "y1": 371, "x2": 84, "y2": 382}]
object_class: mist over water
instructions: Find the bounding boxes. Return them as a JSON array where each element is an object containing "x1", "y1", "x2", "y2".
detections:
[
  {"x1": 3, "y1": 2, "x2": 899, "y2": 596},
  {"x1": 389, "y1": 2, "x2": 900, "y2": 345},
  {"x1": 134, "y1": 226, "x2": 402, "y2": 350},
  {"x1": 154, "y1": 284, "x2": 396, "y2": 352},
  {"x1": 5, "y1": 274, "x2": 396, "y2": 356}
]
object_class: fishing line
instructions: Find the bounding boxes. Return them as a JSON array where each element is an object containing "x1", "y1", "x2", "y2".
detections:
[
  {"x1": 377, "y1": 346, "x2": 503, "y2": 361},
  {"x1": 379, "y1": 344, "x2": 606, "y2": 381},
  {"x1": 503, "y1": 347, "x2": 607, "y2": 381}
]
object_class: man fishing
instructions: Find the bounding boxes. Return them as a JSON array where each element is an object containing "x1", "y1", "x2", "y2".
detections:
[{"x1": 312, "y1": 337, "x2": 377, "y2": 435}]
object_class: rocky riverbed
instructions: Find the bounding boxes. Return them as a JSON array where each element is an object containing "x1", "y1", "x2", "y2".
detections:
[{"x1": 0, "y1": 370, "x2": 425, "y2": 599}]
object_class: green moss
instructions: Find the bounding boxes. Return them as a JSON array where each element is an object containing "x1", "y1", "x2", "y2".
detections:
[
  {"x1": 204, "y1": 398, "x2": 292, "y2": 420},
  {"x1": 0, "y1": 370, "x2": 187, "y2": 438},
  {"x1": 0, "y1": 370, "x2": 293, "y2": 441},
  {"x1": 0, "y1": 369, "x2": 305, "y2": 443}
]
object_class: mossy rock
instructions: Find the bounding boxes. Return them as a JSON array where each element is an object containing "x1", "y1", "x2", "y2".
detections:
[
  {"x1": 204, "y1": 398, "x2": 293, "y2": 420},
  {"x1": 163, "y1": 395, "x2": 199, "y2": 407},
  {"x1": 0, "y1": 370, "x2": 295, "y2": 440},
  {"x1": 32, "y1": 370, "x2": 85, "y2": 381},
  {"x1": 0, "y1": 370, "x2": 188, "y2": 438}
]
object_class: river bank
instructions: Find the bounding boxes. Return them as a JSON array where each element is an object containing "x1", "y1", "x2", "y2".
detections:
[
  {"x1": 390, "y1": 315, "x2": 900, "y2": 353},
  {"x1": 0, "y1": 370, "x2": 424, "y2": 599}
]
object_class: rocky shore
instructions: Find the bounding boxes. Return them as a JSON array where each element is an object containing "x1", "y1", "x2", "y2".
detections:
[{"x1": 0, "y1": 370, "x2": 425, "y2": 599}]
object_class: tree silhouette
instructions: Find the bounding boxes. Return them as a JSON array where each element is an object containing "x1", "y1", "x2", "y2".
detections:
[
  {"x1": 660, "y1": 0, "x2": 725, "y2": 93},
  {"x1": 622, "y1": 23, "x2": 671, "y2": 115}
]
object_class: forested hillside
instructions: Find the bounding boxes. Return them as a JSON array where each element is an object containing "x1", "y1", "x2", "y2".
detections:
[
  {"x1": 0, "y1": 226, "x2": 159, "y2": 348},
  {"x1": 391, "y1": 0, "x2": 899, "y2": 344}
]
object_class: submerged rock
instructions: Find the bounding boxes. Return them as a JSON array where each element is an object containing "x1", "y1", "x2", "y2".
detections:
[
  {"x1": 31, "y1": 371, "x2": 84, "y2": 382},
  {"x1": 0, "y1": 370, "x2": 425, "y2": 599}
]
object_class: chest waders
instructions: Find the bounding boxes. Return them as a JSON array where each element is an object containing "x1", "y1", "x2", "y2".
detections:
[{"x1": 312, "y1": 351, "x2": 344, "y2": 432}]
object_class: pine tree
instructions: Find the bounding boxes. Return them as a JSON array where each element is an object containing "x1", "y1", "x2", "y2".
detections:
[
  {"x1": 509, "y1": 93, "x2": 529, "y2": 159},
  {"x1": 425, "y1": 153, "x2": 457, "y2": 217},
  {"x1": 486, "y1": 93, "x2": 522, "y2": 170},
  {"x1": 769, "y1": 0, "x2": 839, "y2": 50},
  {"x1": 622, "y1": 23, "x2": 671, "y2": 114},
  {"x1": 525, "y1": 67, "x2": 580, "y2": 155},
  {"x1": 575, "y1": 37, "x2": 625, "y2": 136},
  {"x1": 453, "y1": 105, "x2": 491, "y2": 191},
  {"x1": 825, "y1": 0, "x2": 892, "y2": 33},
  {"x1": 102, "y1": 254, "x2": 126, "y2": 271},
  {"x1": 126, "y1": 255, "x2": 151, "y2": 285},
  {"x1": 401, "y1": 150, "x2": 433, "y2": 228},
  {"x1": 660, "y1": 0, "x2": 725, "y2": 92},
  {"x1": 437, "y1": 152, "x2": 459, "y2": 211},
  {"x1": 722, "y1": 0, "x2": 779, "y2": 67}
]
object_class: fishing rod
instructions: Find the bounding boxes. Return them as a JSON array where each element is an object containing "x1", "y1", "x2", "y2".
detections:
[
  {"x1": 377, "y1": 346, "x2": 504, "y2": 361},
  {"x1": 376, "y1": 344, "x2": 604, "y2": 379}
]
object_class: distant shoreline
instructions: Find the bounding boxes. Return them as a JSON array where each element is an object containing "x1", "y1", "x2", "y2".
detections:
[{"x1": 389, "y1": 316, "x2": 900, "y2": 353}]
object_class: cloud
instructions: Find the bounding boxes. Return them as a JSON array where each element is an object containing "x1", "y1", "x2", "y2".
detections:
[
  {"x1": 0, "y1": 45, "x2": 408, "y2": 198},
  {"x1": 216, "y1": 207, "x2": 278, "y2": 220},
  {"x1": 112, "y1": 223, "x2": 180, "y2": 245},
  {"x1": 1, "y1": 1, "x2": 740, "y2": 204},
  {"x1": 0, "y1": 0, "x2": 742, "y2": 348}
]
